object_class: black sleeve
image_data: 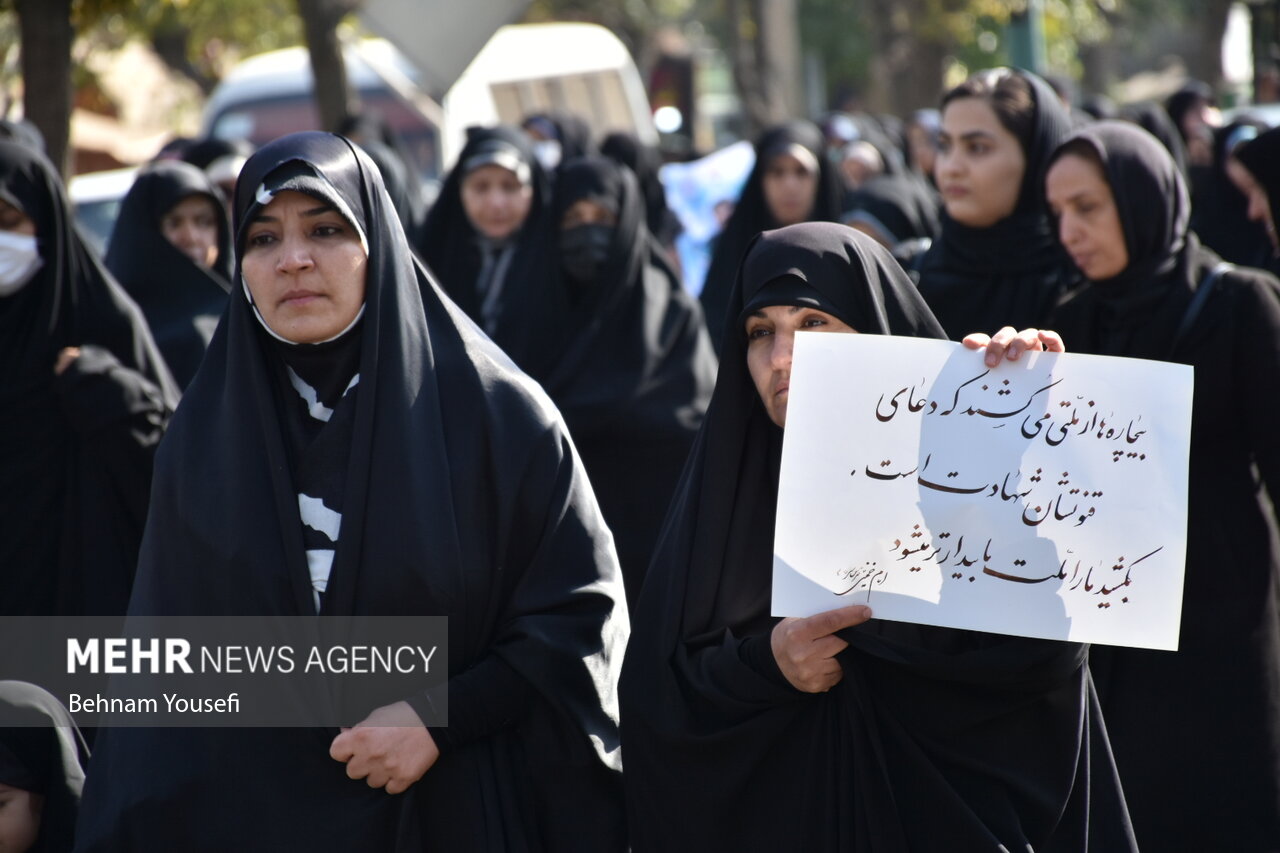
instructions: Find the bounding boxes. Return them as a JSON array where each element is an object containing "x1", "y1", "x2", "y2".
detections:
[
  {"x1": 411, "y1": 654, "x2": 536, "y2": 754},
  {"x1": 53, "y1": 343, "x2": 170, "y2": 441},
  {"x1": 738, "y1": 631, "x2": 793, "y2": 689}
]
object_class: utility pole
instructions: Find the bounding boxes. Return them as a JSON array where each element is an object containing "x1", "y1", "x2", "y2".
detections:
[{"x1": 1007, "y1": 0, "x2": 1047, "y2": 76}]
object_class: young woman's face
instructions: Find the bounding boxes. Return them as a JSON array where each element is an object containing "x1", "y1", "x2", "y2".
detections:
[
  {"x1": 907, "y1": 123, "x2": 938, "y2": 178},
  {"x1": 0, "y1": 783, "x2": 42, "y2": 853},
  {"x1": 936, "y1": 97, "x2": 1027, "y2": 227},
  {"x1": 1226, "y1": 155, "x2": 1277, "y2": 250},
  {"x1": 0, "y1": 199, "x2": 35, "y2": 235},
  {"x1": 460, "y1": 164, "x2": 532, "y2": 242},
  {"x1": 762, "y1": 153, "x2": 819, "y2": 226},
  {"x1": 241, "y1": 190, "x2": 367, "y2": 344},
  {"x1": 1045, "y1": 153, "x2": 1129, "y2": 281},
  {"x1": 745, "y1": 303, "x2": 857, "y2": 428},
  {"x1": 161, "y1": 194, "x2": 220, "y2": 269}
]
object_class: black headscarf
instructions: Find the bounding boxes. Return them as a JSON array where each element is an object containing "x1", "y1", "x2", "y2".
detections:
[
  {"x1": 548, "y1": 156, "x2": 716, "y2": 605},
  {"x1": 600, "y1": 131, "x2": 680, "y2": 246},
  {"x1": 1234, "y1": 123, "x2": 1280, "y2": 241},
  {"x1": 1120, "y1": 101, "x2": 1190, "y2": 179},
  {"x1": 0, "y1": 682, "x2": 88, "y2": 853},
  {"x1": 523, "y1": 111, "x2": 596, "y2": 164},
  {"x1": 917, "y1": 69, "x2": 1078, "y2": 340},
  {"x1": 104, "y1": 160, "x2": 232, "y2": 389},
  {"x1": 700, "y1": 120, "x2": 846, "y2": 351},
  {"x1": 1047, "y1": 121, "x2": 1199, "y2": 359},
  {"x1": 0, "y1": 140, "x2": 177, "y2": 616},
  {"x1": 1165, "y1": 81, "x2": 1214, "y2": 142},
  {"x1": 1047, "y1": 120, "x2": 1280, "y2": 852},
  {"x1": 1193, "y1": 117, "x2": 1274, "y2": 269},
  {"x1": 418, "y1": 125, "x2": 563, "y2": 376},
  {"x1": 842, "y1": 172, "x2": 940, "y2": 246},
  {"x1": 621, "y1": 221, "x2": 1135, "y2": 852},
  {"x1": 74, "y1": 132, "x2": 628, "y2": 851}
]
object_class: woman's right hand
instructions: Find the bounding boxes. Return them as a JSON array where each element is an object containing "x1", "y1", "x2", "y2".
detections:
[{"x1": 770, "y1": 604, "x2": 872, "y2": 693}]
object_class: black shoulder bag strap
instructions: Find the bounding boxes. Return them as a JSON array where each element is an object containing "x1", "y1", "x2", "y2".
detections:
[{"x1": 1169, "y1": 262, "x2": 1231, "y2": 357}]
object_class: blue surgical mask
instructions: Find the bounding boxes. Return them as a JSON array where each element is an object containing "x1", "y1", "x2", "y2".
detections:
[{"x1": 0, "y1": 230, "x2": 42, "y2": 297}]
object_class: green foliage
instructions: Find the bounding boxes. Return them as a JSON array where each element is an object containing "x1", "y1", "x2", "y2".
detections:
[{"x1": 76, "y1": 0, "x2": 304, "y2": 80}]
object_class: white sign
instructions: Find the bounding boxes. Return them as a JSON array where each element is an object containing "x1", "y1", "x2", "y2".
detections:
[{"x1": 772, "y1": 334, "x2": 1193, "y2": 650}]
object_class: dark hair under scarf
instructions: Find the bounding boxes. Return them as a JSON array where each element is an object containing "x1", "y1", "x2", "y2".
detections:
[
  {"x1": 917, "y1": 68, "x2": 1077, "y2": 340},
  {"x1": 699, "y1": 120, "x2": 846, "y2": 352},
  {"x1": 0, "y1": 682, "x2": 88, "y2": 853},
  {"x1": 104, "y1": 160, "x2": 232, "y2": 389},
  {"x1": 547, "y1": 155, "x2": 715, "y2": 605},
  {"x1": 621, "y1": 221, "x2": 1133, "y2": 851},
  {"x1": 74, "y1": 132, "x2": 627, "y2": 851},
  {"x1": 0, "y1": 140, "x2": 177, "y2": 616}
]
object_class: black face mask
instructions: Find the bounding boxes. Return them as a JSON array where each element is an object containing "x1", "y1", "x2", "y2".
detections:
[{"x1": 560, "y1": 223, "x2": 614, "y2": 283}]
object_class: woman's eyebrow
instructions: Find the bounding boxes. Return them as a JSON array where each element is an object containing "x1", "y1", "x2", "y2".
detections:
[{"x1": 250, "y1": 205, "x2": 336, "y2": 224}]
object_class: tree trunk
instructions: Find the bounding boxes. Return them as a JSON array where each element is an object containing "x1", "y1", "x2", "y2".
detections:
[
  {"x1": 15, "y1": 0, "x2": 73, "y2": 179},
  {"x1": 755, "y1": 0, "x2": 803, "y2": 121},
  {"x1": 296, "y1": 0, "x2": 360, "y2": 132},
  {"x1": 727, "y1": 0, "x2": 772, "y2": 138},
  {"x1": 151, "y1": 11, "x2": 217, "y2": 96},
  {"x1": 1187, "y1": 0, "x2": 1235, "y2": 91},
  {"x1": 864, "y1": 0, "x2": 947, "y2": 115}
]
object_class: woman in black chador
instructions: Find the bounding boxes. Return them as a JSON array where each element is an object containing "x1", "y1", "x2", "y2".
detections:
[
  {"x1": 916, "y1": 68, "x2": 1077, "y2": 340},
  {"x1": 699, "y1": 120, "x2": 844, "y2": 352},
  {"x1": 0, "y1": 140, "x2": 177, "y2": 617},
  {"x1": 105, "y1": 160, "x2": 232, "y2": 389},
  {"x1": 0, "y1": 682, "x2": 89, "y2": 853},
  {"x1": 548, "y1": 155, "x2": 715, "y2": 606},
  {"x1": 620, "y1": 221, "x2": 1136, "y2": 852},
  {"x1": 417, "y1": 125, "x2": 562, "y2": 376},
  {"x1": 73, "y1": 132, "x2": 628, "y2": 852},
  {"x1": 1045, "y1": 120, "x2": 1280, "y2": 851}
]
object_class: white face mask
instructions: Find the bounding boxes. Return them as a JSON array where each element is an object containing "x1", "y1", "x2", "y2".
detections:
[
  {"x1": 0, "y1": 230, "x2": 42, "y2": 297},
  {"x1": 532, "y1": 139, "x2": 562, "y2": 171}
]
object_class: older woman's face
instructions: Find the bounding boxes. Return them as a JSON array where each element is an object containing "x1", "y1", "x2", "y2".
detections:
[
  {"x1": 936, "y1": 97, "x2": 1026, "y2": 227},
  {"x1": 0, "y1": 783, "x2": 42, "y2": 853},
  {"x1": 1045, "y1": 153, "x2": 1129, "y2": 281},
  {"x1": 461, "y1": 164, "x2": 532, "y2": 242},
  {"x1": 161, "y1": 194, "x2": 220, "y2": 269},
  {"x1": 241, "y1": 190, "x2": 367, "y2": 344},
  {"x1": 745, "y1": 303, "x2": 856, "y2": 428}
]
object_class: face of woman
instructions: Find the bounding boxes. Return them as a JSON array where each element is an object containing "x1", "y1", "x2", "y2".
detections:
[
  {"x1": 0, "y1": 784, "x2": 41, "y2": 853},
  {"x1": 161, "y1": 194, "x2": 220, "y2": 269},
  {"x1": 936, "y1": 97, "x2": 1027, "y2": 227},
  {"x1": 241, "y1": 190, "x2": 367, "y2": 344},
  {"x1": 460, "y1": 164, "x2": 533, "y2": 242},
  {"x1": 1226, "y1": 156, "x2": 1277, "y2": 250},
  {"x1": 762, "y1": 153, "x2": 819, "y2": 226},
  {"x1": 907, "y1": 124, "x2": 938, "y2": 178},
  {"x1": 745, "y1": 304, "x2": 856, "y2": 428},
  {"x1": 0, "y1": 199, "x2": 35, "y2": 235},
  {"x1": 1045, "y1": 153, "x2": 1129, "y2": 281}
]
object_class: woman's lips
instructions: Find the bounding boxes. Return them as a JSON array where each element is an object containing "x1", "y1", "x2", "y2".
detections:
[{"x1": 281, "y1": 289, "x2": 320, "y2": 306}]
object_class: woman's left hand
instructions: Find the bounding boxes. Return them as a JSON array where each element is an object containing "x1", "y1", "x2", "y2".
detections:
[
  {"x1": 962, "y1": 327, "x2": 1065, "y2": 367},
  {"x1": 329, "y1": 700, "x2": 439, "y2": 794}
]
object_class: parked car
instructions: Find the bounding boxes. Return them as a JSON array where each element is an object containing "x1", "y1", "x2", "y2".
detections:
[{"x1": 68, "y1": 165, "x2": 138, "y2": 257}]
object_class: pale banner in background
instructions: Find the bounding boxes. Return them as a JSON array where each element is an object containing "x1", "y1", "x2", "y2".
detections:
[{"x1": 772, "y1": 334, "x2": 1193, "y2": 651}]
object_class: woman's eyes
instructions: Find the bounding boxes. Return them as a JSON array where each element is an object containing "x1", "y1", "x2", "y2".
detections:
[
  {"x1": 746, "y1": 326, "x2": 772, "y2": 340},
  {"x1": 246, "y1": 231, "x2": 275, "y2": 248},
  {"x1": 245, "y1": 224, "x2": 344, "y2": 246},
  {"x1": 801, "y1": 315, "x2": 828, "y2": 328}
]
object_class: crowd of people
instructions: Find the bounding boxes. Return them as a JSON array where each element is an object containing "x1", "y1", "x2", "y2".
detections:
[{"x1": 3, "y1": 63, "x2": 1280, "y2": 851}]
